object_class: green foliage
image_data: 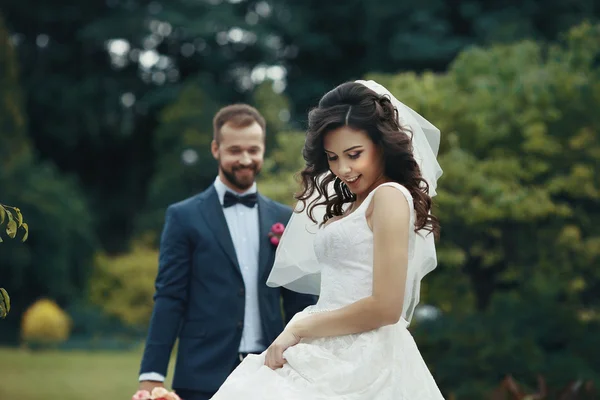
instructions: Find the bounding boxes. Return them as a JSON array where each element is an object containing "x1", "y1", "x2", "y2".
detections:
[
  {"x1": 263, "y1": 0, "x2": 600, "y2": 123},
  {"x1": 491, "y1": 374, "x2": 597, "y2": 399},
  {"x1": 257, "y1": 130, "x2": 306, "y2": 206},
  {"x1": 0, "y1": 204, "x2": 28, "y2": 319},
  {"x1": 254, "y1": 81, "x2": 306, "y2": 205},
  {"x1": 0, "y1": 161, "x2": 97, "y2": 327},
  {"x1": 135, "y1": 81, "x2": 221, "y2": 239},
  {"x1": 368, "y1": 21, "x2": 600, "y2": 397},
  {"x1": 5, "y1": 0, "x2": 596, "y2": 253},
  {"x1": 252, "y1": 81, "x2": 293, "y2": 152},
  {"x1": 0, "y1": 288, "x2": 10, "y2": 319},
  {"x1": 372, "y1": 21, "x2": 600, "y2": 309},
  {"x1": 0, "y1": 11, "x2": 97, "y2": 338},
  {"x1": 89, "y1": 243, "x2": 159, "y2": 328},
  {"x1": 0, "y1": 11, "x2": 31, "y2": 169},
  {"x1": 415, "y1": 296, "x2": 600, "y2": 398},
  {"x1": 0, "y1": 204, "x2": 29, "y2": 243}
]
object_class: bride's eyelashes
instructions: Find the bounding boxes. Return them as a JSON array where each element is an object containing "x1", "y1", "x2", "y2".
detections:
[{"x1": 326, "y1": 152, "x2": 362, "y2": 162}]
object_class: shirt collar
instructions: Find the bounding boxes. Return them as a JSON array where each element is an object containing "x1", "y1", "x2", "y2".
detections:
[{"x1": 214, "y1": 176, "x2": 257, "y2": 206}]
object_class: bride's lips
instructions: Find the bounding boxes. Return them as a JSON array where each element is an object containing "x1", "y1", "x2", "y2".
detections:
[{"x1": 344, "y1": 175, "x2": 361, "y2": 187}]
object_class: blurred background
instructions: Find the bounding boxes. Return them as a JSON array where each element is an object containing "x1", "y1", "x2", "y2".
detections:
[{"x1": 0, "y1": 0, "x2": 599, "y2": 399}]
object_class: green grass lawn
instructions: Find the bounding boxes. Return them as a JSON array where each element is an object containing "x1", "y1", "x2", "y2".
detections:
[{"x1": 0, "y1": 346, "x2": 175, "y2": 400}]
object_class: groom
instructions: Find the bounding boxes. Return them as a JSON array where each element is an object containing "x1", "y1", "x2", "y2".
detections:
[{"x1": 138, "y1": 104, "x2": 317, "y2": 400}]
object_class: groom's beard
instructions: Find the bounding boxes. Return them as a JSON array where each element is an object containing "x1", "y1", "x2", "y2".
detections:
[{"x1": 220, "y1": 163, "x2": 261, "y2": 191}]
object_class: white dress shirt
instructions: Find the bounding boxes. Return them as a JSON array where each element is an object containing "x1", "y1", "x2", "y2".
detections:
[
  {"x1": 213, "y1": 176, "x2": 264, "y2": 353},
  {"x1": 140, "y1": 177, "x2": 263, "y2": 382}
]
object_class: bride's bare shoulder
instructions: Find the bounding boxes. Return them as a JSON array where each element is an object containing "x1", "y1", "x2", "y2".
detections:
[{"x1": 366, "y1": 185, "x2": 411, "y2": 230}]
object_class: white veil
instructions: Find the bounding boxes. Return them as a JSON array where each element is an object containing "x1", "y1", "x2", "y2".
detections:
[{"x1": 266, "y1": 79, "x2": 443, "y2": 324}]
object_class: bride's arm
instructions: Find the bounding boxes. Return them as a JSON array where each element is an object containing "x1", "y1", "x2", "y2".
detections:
[{"x1": 291, "y1": 186, "x2": 410, "y2": 339}]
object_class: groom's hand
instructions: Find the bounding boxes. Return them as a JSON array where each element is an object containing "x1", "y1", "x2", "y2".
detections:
[{"x1": 139, "y1": 380, "x2": 164, "y2": 393}]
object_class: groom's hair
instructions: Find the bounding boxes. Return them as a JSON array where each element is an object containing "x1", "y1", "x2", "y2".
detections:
[{"x1": 213, "y1": 104, "x2": 266, "y2": 144}]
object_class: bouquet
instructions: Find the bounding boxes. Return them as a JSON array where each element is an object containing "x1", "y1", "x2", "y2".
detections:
[{"x1": 132, "y1": 387, "x2": 182, "y2": 400}]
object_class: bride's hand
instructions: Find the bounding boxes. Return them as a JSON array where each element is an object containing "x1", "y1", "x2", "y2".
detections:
[{"x1": 264, "y1": 328, "x2": 301, "y2": 370}]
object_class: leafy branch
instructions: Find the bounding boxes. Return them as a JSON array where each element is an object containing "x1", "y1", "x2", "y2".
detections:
[
  {"x1": 0, "y1": 203, "x2": 29, "y2": 318},
  {"x1": 0, "y1": 204, "x2": 28, "y2": 243},
  {"x1": 0, "y1": 288, "x2": 9, "y2": 320}
]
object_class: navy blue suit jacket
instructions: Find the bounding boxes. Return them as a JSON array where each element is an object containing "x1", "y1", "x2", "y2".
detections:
[{"x1": 139, "y1": 185, "x2": 317, "y2": 392}]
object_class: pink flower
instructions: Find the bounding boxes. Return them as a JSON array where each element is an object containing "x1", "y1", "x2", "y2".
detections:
[
  {"x1": 151, "y1": 388, "x2": 181, "y2": 400},
  {"x1": 131, "y1": 388, "x2": 182, "y2": 400},
  {"x1": 271, "y1": 222, "x2": 285, "y2": 235},
  {"x1": 132, "y1": 390, "x2": 151, "y2": 400},
  {"x1": 268, "y1": 222, "x2": 285, "y2": 247}
]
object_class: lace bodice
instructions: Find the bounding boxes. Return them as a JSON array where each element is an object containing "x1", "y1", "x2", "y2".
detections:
[{"x1": 309, "y1": 182, "x2": 416, "y2": 313}]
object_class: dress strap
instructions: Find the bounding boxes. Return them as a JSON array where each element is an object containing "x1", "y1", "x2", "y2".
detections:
[{"x1": 361, "y1": 182, "x2": 416, "y2": 260}]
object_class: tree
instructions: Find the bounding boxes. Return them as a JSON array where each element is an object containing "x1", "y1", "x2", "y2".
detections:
[
  {"x1": 133, "y1": 79, "x2": 221, "y2": 240},
  {"x1": 4, "y1": 0, "x2": 596, "y2": 254},
  {"x1": 2, "y1": 0, "x2": 276, "y2": 252},
  {"x1": 257, "y1": 130, "x2": 306, "y2": 206},
  {"x1": 368, "y1": 21, "x2": 600, "y2": 397},
  {"x1": 264, "y1": 0, "x2": 600, "y2": 124},
  {"x1": 0, "y1": 11, "x2": 97, "y2": 340}
]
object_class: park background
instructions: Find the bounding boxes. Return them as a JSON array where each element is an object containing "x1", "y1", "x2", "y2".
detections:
[{"x1": 0, "y1": 1, "x2": 599, "y2": 398}]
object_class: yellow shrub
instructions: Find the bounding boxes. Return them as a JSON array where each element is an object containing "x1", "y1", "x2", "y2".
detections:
[
  {"x1": 89, "y1": 242, "x2": 158, "y2": 327},
  {"x1": 21, "y1": 298, "x2": 71, "y2": 347}
]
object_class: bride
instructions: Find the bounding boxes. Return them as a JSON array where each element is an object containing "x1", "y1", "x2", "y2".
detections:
[{"x1": 210, "y1": 80, "x2": 445, "y2": 399}]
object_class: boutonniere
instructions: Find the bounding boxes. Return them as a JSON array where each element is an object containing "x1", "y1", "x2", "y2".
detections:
[{"x1": 268, "y1": 222, "x2": 285, "y2": 246}]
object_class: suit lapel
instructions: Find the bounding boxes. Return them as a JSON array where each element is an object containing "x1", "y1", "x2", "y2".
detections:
[
  {"x1": 257, "y1": 195, "x2": 274, "y2": 281},
  {"x1": 197, "y1": 186, "x2": 241, "y2": 276}
]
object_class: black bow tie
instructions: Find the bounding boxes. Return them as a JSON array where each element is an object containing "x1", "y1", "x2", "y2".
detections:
[{"x1": 223, "y1": 191, "x2": 258, "y2": 208}]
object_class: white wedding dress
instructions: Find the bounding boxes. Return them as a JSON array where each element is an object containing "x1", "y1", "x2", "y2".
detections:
[{"x1": 211, "y1": 183, "x2": 445, "y2": 399}]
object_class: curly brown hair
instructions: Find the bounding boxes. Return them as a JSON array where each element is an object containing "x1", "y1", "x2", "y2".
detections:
[{"x1": 296, "y1": 81, "x2": 440, "y2": 238}]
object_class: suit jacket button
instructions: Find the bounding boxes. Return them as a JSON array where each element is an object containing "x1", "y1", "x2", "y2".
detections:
[
  {"x1": 237, "y1": 321, "x2": 243, "y2": 329},
  {"x1": 238, "y1": 288, "x2": 245, "y2": 296}
]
